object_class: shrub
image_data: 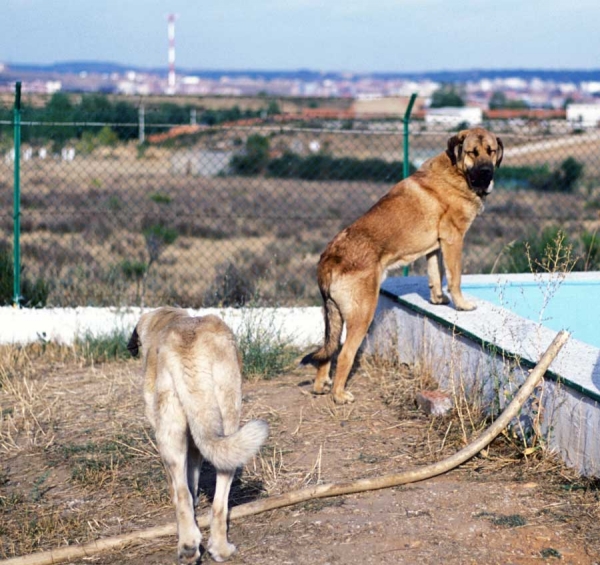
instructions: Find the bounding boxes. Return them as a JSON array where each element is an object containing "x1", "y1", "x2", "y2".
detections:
[
  {"x1": 202, "y1": 262, "x2": 259, "y2": 307},
  {"x1": 0, "y1": 245, "x2": 49, "y2": 307},
  {"x1": 494, "y1": 227, "x2": 599, "y2": 274},
  {"x1": 230, "y1": 134, "x2": 270, "y2": 176},
  {"x1": 496, "y1": 158, "x2": 584, "y2": 193},
  {"x1": 74, "y1": 329, "x2": 132, "y2": 363},
  {"x1": 267, "y1": 153, "x2": 414, "y2": 182},
  {"x1": 96, "y1": 126, "x2": 119, "y2": 147},
  {"x1": 235, "y1": 312, "x2": 299, "y2": 380}
]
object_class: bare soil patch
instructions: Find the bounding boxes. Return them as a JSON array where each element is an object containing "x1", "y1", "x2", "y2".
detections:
[{"x1": 1, "y1": 349, "x2": 599, "y2": 564}]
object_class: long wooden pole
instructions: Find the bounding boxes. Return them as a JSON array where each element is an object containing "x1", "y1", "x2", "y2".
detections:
[{"x1": 0, "y1": 330, "x2": 569, "y2": 565}]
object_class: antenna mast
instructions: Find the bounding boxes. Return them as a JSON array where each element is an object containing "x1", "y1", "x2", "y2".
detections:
[{"x1": 167, "y1": 13, "x2": 177, "y2": 95}]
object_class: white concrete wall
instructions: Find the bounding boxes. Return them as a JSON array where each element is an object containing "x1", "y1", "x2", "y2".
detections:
[{"x1": 0, "y1": 306, "x2": 324, "y2": 349}]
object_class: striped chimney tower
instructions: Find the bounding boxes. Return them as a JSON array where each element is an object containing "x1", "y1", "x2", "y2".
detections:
[{"x1": 167, "y1": 13, "x2": 177, "y2": 95}]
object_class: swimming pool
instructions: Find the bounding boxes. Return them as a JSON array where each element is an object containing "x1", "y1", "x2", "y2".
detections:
[{"x1": 462, "y1": 272, "x2": 598, "y2": 348}]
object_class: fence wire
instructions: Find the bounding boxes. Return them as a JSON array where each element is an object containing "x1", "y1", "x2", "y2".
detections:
[{"x1": 1, "y1": 103, "x2": 599, "y2": 308}]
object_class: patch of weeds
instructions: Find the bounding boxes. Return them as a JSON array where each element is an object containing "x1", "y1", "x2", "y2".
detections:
[
  {"x1": 203, "y1": 260, "x2": 262, "y2": 307},
  {"x1": 540, "y1": 547, "x2": 562, "y2": 559},
  {"x1": 51, "y1": 437, "x2": 138, "y2": 487},
  {"x1": 236, "y1": 312, "x2": 299, "y2": 380},
  {"x1": 300, "y1": 498, "x2": 345, "y2": 513},
  {"x1": 127, "y1": 463, "x2": 168, "y2": 501},
  {"x1": 358, "y1": 453, "x2": 380, "y2": 464},
  {"x1": 0, "y1": 468, "x2": 8, "y2": 487},
  {"x1": 106, "y1": 195, "x2": 122, "y2": 211},
  {"x1": 474, "y1": 511, "x2": 527, "y2": 528},
  {"x1": 149, "y1": 192, "x2": 173, "y2": 205},
  {"x1": 74, "y1": 328, "x2": 132, "y2": 363},
  {"x1": 30, "y1": 471, "x2": 51, "y2": 502}
]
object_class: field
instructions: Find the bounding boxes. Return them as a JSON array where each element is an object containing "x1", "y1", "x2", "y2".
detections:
[
  {"x1": 1, "y1": 342, "x2": 600, "y2": 564},
  {"x1": 1, "y1": 125, "x2": 600, "y2": 308}
]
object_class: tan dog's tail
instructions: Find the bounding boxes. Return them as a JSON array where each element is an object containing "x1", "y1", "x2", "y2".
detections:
[{"x1": 301, "y1": 296, "x2": 343, "y2": 365}]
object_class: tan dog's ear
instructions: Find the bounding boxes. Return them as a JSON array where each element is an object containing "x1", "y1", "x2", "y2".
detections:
[
  {"x1": 446, "y1": 131, "x2": 467, "y2": 166},
  {"x1": 495, "y1": 136, "x2": 504, "y2": 168}
]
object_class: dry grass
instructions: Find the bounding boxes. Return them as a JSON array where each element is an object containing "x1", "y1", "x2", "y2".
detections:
[
  {"x1": 1, "y1": 343, "x2": 599, "y2": 563},
  {"x1": 2, "y1": 127, "x2": 600, "y2": 307}
]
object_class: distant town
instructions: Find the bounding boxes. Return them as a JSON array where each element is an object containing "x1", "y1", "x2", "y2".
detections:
[
  {"x1": 2, "y1": 61, "x2": 600, "y2": 105},
  {"x1": 3, "y1": 61, "x2": 600, "y2": 128}
]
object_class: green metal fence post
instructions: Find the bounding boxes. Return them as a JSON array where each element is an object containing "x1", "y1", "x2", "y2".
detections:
[
  {"x1": 403, "y1": 92, "x2": 417, "y2": 181},
  {"x1": 13, "y1": 81, "x2": 22, "y2": 307},
  {"x1": 402, "y1": 92, "x2": 417, "y2": 276}
]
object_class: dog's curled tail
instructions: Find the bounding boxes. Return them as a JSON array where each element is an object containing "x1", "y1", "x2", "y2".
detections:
[
  {"x1": 301, "y1": 296, "x2": 343, "y2": 366},
  {"x1": 198, "y1": 419, "x2": 269, "y2": 473}
]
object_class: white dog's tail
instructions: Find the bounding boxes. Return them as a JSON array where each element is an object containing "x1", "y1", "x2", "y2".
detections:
[
  {"x1": 169, "y1": 361, "x2": 269, "y2": 472},
  {"x1": 196, "y1": 419, "x2": 269, "y2": 473}
]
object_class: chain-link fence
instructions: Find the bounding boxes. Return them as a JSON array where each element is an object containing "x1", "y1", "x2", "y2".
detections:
[{"x1": 1, "y1": 90, "x2": 599, "y2": 308}]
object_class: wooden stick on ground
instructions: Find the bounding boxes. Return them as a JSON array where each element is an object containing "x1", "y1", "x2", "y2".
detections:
[{"x1": 0, "y1": 330, "x2": 570, "y2": 565}]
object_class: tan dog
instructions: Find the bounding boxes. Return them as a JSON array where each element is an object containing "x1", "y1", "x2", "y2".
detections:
[
  {"x1": 302, "y1": 127, "x2": 504, "y2": 404},
  {"x1": 127, "y1": 307, "x2": 269, "y2": 563}
]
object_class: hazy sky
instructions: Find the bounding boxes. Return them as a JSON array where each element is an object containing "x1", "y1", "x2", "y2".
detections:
[{"x1": 3, "y1": 0, "x2": 600, "y2": 73}]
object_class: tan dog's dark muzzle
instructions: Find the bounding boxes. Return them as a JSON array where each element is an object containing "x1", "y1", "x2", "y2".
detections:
[{"x1": 468, "y1": 163, "x2": 494, "y2": 193}]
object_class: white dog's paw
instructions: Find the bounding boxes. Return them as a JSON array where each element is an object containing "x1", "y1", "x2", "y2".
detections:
[
  {"x1": 178, "y1": 542, "x2": 200, "y2": 564},
  {"x1": 208, "y1": 539, "x2": 237, "y2": 562}
]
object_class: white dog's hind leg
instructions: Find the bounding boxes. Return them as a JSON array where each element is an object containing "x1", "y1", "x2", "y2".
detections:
[
  {"x1": 186, "y1": 441, "x2": 202, "y2": 507},
  {"x1": 207, "y1": 470, "x2": 236, "y2": 562},
  {"x1": 156, "y1": 390, "x2": 202, "y2": 564}
]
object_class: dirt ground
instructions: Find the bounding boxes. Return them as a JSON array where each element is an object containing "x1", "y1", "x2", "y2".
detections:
[{"x1": 1, "y1": 350, "x2": 600, "y2": 565}]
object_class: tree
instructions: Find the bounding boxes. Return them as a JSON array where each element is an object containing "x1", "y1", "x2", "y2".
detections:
[
  {"x1": 430, "y1": 85, "x2": 465, "y2": 108},
  {"x1": 230, "y1": 134, "x2": 270, "y2": 175},
  {"x1": 44, "y1": 92, "x2": 76, "y2": 149},
  {"x1": 489, "y1": 91, "x2": 529, "y2": 110}
]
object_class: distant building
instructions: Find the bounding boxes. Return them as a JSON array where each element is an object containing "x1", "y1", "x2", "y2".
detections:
[
  {"x1": 566, "y1": 103, "x2": 600, "y2": 128},
  {"x1": 425, "y1": 106, "x2": 483, "y2": 128},
  {"x1": 352, "y1": 96, "x2": 425, "y2": 118}
]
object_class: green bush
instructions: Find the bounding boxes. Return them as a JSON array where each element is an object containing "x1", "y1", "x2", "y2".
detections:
[
  {"x1": 230, "y1": 134, "x2": 271, "y2": 176},
  {"x1": 495, "y1": 158, "x2": 584, "y2": 193},
  {"x1": 74, "y1": 329, "x2": 132, "y2": 363},
  {"x1": 266, "y1": 152, "x2": 414, "y2": 182},
  {"x1": 495, "y1": 227, "x2": 599, "y2": 273},
  {"x1": 0, "y1": 245, "x2": 49, "y2": 307},
  {"x1": 235, "y1": 312, "x2": 299, "y2": 380}
]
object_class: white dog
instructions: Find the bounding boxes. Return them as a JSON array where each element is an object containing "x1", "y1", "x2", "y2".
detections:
[{"x1": 128, "y1": 307, "x2": 269, "y2": 563}]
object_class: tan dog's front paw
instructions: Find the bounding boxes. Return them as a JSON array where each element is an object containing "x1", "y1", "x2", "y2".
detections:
[
  {"x1": 430, "y1": 292, "x2": 450, "y2": 305},
  {"x1": 332, "y1": 390, "x2": 355, "y2": 404},
  {"x1": 455, "y1": 300, "x2": 477, "y2": 311}
]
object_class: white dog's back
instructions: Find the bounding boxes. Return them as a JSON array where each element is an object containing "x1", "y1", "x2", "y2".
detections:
[
  {"x1": 154, "y1": 313, "x2": 268, "y2": 472},
  {"x1": 129, "y1": 307, "x2": 269, "y2": 562}
]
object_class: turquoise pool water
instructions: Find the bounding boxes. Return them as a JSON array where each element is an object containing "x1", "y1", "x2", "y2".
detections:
[{"x1": 462, "y1": 277, "x2": 599, "y2": 348}]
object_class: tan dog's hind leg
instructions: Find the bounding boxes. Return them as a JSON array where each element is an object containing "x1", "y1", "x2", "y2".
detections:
[
  {"x1": 313, "y1": 360, "x2": 332, "y2": 394},
  {"x1": 207, "y1": 470, "x2": 237, "y2": 562},
  {"x1": 426, "y1": 250, "x2": 450, "y2": 305},
  {"x1": 440, "y1": 238, "x2": 476, "y2": 311},
  {"x1": 331, "y1": 279, "x2": 379, "y2": 404}
]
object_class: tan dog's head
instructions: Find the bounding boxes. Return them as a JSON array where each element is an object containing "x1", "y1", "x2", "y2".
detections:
[
  {"x1": 127, "y1": 307, "x2": 188, "y2": 358},
  {"x1": 446, "y1": 127, "x2": 503, "y2": 196}
]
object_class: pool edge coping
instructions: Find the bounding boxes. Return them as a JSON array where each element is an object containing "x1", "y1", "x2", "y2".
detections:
[{"x1": 380, "y1": 274, "x2": 600, "y2": 404}]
